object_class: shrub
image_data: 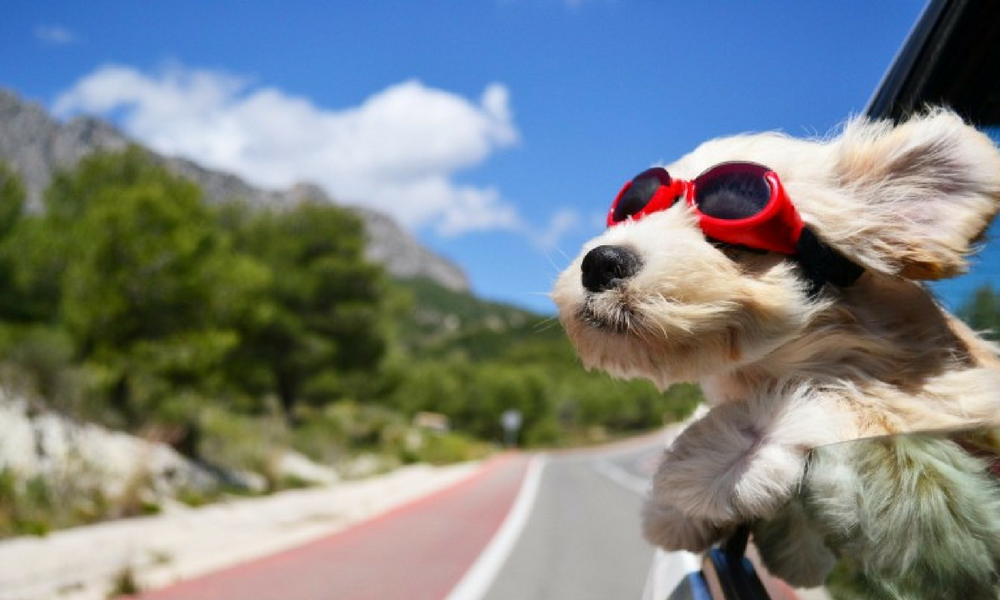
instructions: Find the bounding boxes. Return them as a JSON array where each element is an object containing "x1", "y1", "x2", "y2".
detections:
[
  {"x1": 409, "y1": 431, "x2": 491, "y2": 465},
  {"x1": 196, "y1": 407, "x2": 290, "y2": 483}
]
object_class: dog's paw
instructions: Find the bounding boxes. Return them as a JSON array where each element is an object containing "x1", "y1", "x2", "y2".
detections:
[
  {"x1": 642, "y1": 500, "x2": 726, "y2": 552},
  {"x1": 652, "y1": 437, "x2": 805, "y2": 522},
  {"x1": 652, "y1": 412, "x2": 807, "y2": 522}
]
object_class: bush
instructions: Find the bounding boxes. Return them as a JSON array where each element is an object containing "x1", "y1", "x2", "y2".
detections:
[
  {"x1": 197, "y1": 407, "x2": 290, "y2": 479},
  {"x1": 0, "y1": 466, "x2": 117, "y2": 538},
  {"x1": 410, "y1": 431, "x2": 491, "y2": 465},
  {"x1": 0, "y1": 325, "x2": 94, "y2": 417},
  {"x1": 523, "y1": 416, "x2": 563, "y2": 447}
]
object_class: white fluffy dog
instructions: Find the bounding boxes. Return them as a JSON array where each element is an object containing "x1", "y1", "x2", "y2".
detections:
[{"x1": 552, "y1": 111, "x2": 1000, "y2": 586}]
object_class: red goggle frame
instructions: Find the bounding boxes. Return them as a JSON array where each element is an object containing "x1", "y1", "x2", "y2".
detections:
[{"x1": 606, "y1": 162, "x2": 805, "y2": 255}]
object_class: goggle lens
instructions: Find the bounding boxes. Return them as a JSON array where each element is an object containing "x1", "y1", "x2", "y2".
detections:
[
  {"x1": 612, "y1": 168, "x2": 672, "y2": 223},
  {"x1": 693, "y1": 164, "x2": 772, "y2": 220}
]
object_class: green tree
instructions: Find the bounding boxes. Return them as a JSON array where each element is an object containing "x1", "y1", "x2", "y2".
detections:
[
  {"x1": 959, "y1": 284, "x2": 1000, "y2": 340},
  {"x1": 0, "y1": 162, "x2": 23, "y2": 237},
  {"x1": 221, "y1": 200, "x2": 388, "y2": 423},
  {"x1": 0, "y1": 162, "x2": 90, "y2": 413},
  {"x1": 9, "y1": 147, "x2": 181, "y2": 324},
  {"x1": 0, "y1": 163, "x2": 28, "y2": 320},
  {"x1": 47, "y1": 150, "x2": 267, "y2": 427}
]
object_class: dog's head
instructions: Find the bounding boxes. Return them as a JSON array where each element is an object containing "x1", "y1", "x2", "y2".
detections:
[{"x1": 552, "y1": 111, "x2": 1000, "y2": 390}]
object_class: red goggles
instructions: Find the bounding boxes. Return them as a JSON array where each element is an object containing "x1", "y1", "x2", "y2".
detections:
[{"x1": 607, "y1": 162, "x2": 805, "y2": 255}]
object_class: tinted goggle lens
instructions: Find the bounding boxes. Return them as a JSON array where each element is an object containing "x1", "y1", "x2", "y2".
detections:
[
  {"x1": 693, "y1": 163, "x2": 772, "y2": 220},
  {"x1": 612, "y1": 167, "x2": 672, "y2": 223}
]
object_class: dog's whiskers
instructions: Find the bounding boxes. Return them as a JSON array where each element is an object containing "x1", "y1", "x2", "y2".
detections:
[{"x1": 533, "y1": 316, "x2": 561, "y2": 333}]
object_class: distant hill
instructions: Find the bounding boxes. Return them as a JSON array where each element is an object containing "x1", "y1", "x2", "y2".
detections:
[
  {"x1": 392, "y1": 277, "x2": 576, "y2": 368},
  {"x1": 0, "y1": 88, "x2": 470, "y2": 292},
  {"x1": 395, "y1": 277, "x2": 543, "y2": 340}
]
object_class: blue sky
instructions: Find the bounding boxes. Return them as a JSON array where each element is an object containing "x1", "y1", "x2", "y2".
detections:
[{"x1": 5, "y1": 0, "x2": 994, "y2": 314}]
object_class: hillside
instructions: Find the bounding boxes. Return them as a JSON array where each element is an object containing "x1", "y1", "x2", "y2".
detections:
[
  {"x1": 394, "y1": 277, "x2": 544, "y2": 343},
  {"x1": 0, "y1": 88, "x2": 469, "y2": 292}
]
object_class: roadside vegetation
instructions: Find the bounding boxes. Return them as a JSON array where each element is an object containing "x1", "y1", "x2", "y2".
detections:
[{"x1": 0, "y1": 150, "x2": 700, "y2": 537}]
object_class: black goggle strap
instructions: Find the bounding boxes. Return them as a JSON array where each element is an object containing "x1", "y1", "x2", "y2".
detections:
[{"x1": 794, "y1": 227, "x2": 864, "y2": 297}]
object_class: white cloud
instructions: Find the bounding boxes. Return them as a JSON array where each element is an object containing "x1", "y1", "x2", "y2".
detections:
[
  {"x1": 35, "y1": 25, "x2": 78, "y2": 45},
  {"x1": 530, "y1": 208, "x2": 582, "y2": 249},
  {"x1": 54, "y1": 64, "x2": 525, "y2": 236}
]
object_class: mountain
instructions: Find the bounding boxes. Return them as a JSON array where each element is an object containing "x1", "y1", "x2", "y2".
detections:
[{"x1": 0, "y1": 88, "x2": 469, "y2": 292}]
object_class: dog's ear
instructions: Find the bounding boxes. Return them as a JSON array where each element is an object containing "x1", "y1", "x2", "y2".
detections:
[{"x1": 832, "y1": 110, "x2": 1000, "y2": 280}]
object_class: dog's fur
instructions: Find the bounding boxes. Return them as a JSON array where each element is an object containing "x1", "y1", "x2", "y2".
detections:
[{"x1": 552, "y1": 110, "x2": 1000, "y2": 592}]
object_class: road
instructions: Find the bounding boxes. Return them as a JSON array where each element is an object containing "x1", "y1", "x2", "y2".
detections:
[
  {"x1": 126, "y1": 433, "x2": 667, "y2": 600},
  {"x1": 480, "y1": 436, "x2": 662, "y2": 600}
]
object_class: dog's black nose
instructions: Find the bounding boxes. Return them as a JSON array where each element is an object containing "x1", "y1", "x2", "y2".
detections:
[{"x1": 581, "y1": 245, "x2": 641, "y2": 293}]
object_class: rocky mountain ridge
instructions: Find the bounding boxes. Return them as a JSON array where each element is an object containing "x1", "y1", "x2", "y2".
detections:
[{"x1": 0, "y1": 88, "x2": 469, "y2": 292}]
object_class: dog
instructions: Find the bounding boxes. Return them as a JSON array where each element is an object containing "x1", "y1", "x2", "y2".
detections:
[{"x1": 552, "y1": 110, "x2": 1000, "y2": 593}]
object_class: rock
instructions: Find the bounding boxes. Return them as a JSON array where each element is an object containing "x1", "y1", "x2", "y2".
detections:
[
  {"x1": 0, "y1": 392, "x2": 217, "y2": 499},
  {"x1": 339, "y1": 453, "x2": 395, "y2": 480},
  {"x1": 275, "y1": 451, "x2": 339, "y2": 486}
]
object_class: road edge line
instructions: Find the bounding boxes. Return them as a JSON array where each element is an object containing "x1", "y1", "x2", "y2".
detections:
[
  {"x1": 442, "y1": 453, "x2": 547, "y2": 600},
  {"x1": 592, "y1": 459, "x2": 650, "y2": 496}
]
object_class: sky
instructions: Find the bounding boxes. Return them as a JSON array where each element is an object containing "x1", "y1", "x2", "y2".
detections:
[{"x1": 4, "y1": 0, "x2": 994, "y2": 315}]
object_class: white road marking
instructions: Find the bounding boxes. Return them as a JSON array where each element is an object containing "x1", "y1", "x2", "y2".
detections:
[
  {"x1": 443, "y1": 453, "x2": 548, "y2": 600},
  {"x1": 592, "y1": 459, "x2": 650, "y2": 496}
]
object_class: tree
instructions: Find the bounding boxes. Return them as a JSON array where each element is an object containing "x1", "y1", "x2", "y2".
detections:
[
  {"x1": 0, "y1": 163, "x2": 26, "y2": 320},
  {"x1": 46, "y1": 150, "x2": 268, "y2": 427},
  {"x1": 9, "y1": 147, "x2": 185, "y2": 324},
  {"x1": 0, "y1": 162, "x2": 23, "y2": 238},
  {"x1": 959, "y1": 284, "x2": 1000, "y2": 340},
  {"x1": 221, "y1": 200, "x2": 388, "y2": 423}
]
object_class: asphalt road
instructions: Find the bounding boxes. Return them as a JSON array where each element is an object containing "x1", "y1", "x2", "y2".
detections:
[
  {"x1": 481, "y1": 435, "x2": 665, "y2": 600},
  {"x1": 122, "y1": 434, "x2": 667, "y2": 600}
]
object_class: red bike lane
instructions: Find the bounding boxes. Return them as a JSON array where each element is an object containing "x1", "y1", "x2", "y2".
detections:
[{"x1": 128, "y1": 453, "x2": 530, "y2": 600}]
